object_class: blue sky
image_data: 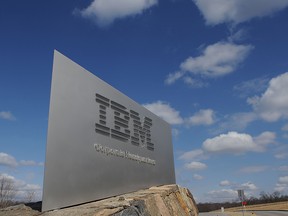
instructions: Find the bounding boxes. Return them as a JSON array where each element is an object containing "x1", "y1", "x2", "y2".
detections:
[{"x1": 1, "y1": 0, "x2": 288, "y2": 202}]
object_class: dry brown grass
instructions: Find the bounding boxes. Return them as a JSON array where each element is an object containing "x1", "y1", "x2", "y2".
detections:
[
  {"x1": 215, "y1": 201, "x2": 288, "y2": 212},
  {"x1": 211, "y1": 210, "x2": 256, "y2": 216},
  {"x1": 223, "y1": 213, "x2": 255, "y2": 216}
]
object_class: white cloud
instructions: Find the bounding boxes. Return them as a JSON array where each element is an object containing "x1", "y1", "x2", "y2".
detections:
[
  {"x1": 144, "y1": 101, "x2": 215, "y2": 128},
  {"x1": 274, "y1": 144, "x2": 288, "y2": 160},
  {"x1": 182, "y1": 77, "x2": 208, "y2": 88},
  {"x1": 206, "y1": 189, "x2": 238, "y2": 202},
  {"x1": 216, "y1": 112, "x2": 257, "y2": 133},
  {"x1": 0, "y1": 152, "x2": 43, "y2": 168},
  {"x1": 143, "y1": 101, "x2": 183, "y2": 125},
  {"x1": 253, "y1": 131, "x2": 276, "y2": 146},
  {"x1": 248, "y1": 72, "x2": 288, "y2": 122},
  {"x1": 185, "y1": 161, "x2": 207, "y2": 170},
  {"x1": 220, "y1": 180, "x2": 258, "y2": 191},
  {"x1": 205, "y1": 181, "x2": 258, "y2": 202},
  {"x1": 275, "y1": 176, "x2": 288, "y2": 192},
  {"x1": 0, "y1": 173, "x2": 15, "y2": 181},
  {"x1": 19, "y1": 160, "x2": 44, "y2": 166},
  {"x1": 234, "y1": 76, "x2": 270, "y2": 98},
  {"x1": 38, "y1": 162, "x2": 44, "y2": 166},
  {"x1": 228, "y1": 28, "x2": 248, "y2": 43},
  {"x1": 275, "y1": 183, "x2": 288, "y2": 192},
  {"x1": 279, "y1": 176, "x2": 288, "y2": 184},
  {"x1": 239, "y1": 166, "x2": 269, "y2": 173},
  {"x1": 172, "y1": 128, "x2": 180, "y2": 137},
  {"x1": 193, "y1": 174, "x2": 203, "y2": 180},
  {"x1": 165, "y1": 71, "x2": 184, "y2": 85},
  {"x1": 79, "y1": 0, "x2": 157, "y2": 26},
  {"x1": 187, "y1": 109, "x2": 215, "y2": 126},
  {"x1": 202, "y1": 131, "x2": 275, "y2": 154},
  {"x1": 282, "y1": 124, "x2": 288, "y2": 131},
  {"x1": 228, "y1": 73, "x2": 288, "y2": 128},
  {"x1": 203, "y1": 132, "x2": 255, "y2": 154},
  {"x1": 19, "y1": 160, "x2": 37, "y2": 166},
  {"x1": 165, "y1": 73, "x2": 208, "y2": 88},
  {"x1": 239, "y1": 182, "x2": 258, "y2": 191},
  {"x1": 0, "y1": 152, "x2": 18, "y2": 167},
  {"x1": 179, "y1": 149, "x2": 206, "y2": 161},
  {"x1": 166, "y1": 42, "x2": 253, "y2": 86},
  {"x1": 220, "y1": 180, "x2": 232, "y2": 187},
  {"x1": 275, "y1": 152, "x2": 288, "y2": 159},
  {"x1": 0, "y1": 111, "x2": 16, "y2": 121},
  {"x1": 180, "y1": 42, "x2": 253, "y2": 77},
  {"x1": 193, "y1": 0, "x2": 288, "y2": 25},
  {"x1": 279, "y1": 166, "x2": 288, "y2": 171}
]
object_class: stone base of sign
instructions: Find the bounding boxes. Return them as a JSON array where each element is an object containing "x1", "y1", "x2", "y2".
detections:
[{"x1": 0, "y1": 185, "x2": 198, "y2": 216}]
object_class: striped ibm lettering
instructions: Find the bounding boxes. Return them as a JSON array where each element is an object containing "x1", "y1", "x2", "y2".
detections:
[{"x1": 95, "y1": 93, "x2": 154, "y2": 151}]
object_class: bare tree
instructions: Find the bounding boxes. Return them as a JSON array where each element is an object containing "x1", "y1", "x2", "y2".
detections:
[
  {"x1": 24, "y1": 190, "x2": 35, "y2": 203},
  {"x1": 0, "y1": 175, "x2": 16, "y2": 208}
]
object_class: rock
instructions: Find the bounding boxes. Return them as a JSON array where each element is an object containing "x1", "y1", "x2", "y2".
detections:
[
  {"x1": 0, "y1": 204, "x2": 41, "y2": 216},
  {"x1": 0, "y1": 185, "x2": 198, "y2": 216}
]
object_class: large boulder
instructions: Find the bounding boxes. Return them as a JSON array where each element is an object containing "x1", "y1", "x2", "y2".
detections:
[{"x1": 0, "y1": 184, "x2": 198, "y2": 216}]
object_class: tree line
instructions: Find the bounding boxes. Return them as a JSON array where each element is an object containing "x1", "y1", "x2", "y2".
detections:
[{"x1": 1, "y1": 174, "x2": 287, "y2": 212}]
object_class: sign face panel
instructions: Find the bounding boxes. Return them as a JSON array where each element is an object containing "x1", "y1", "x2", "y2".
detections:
[
  {"x1": 42, "y1": 51, "x2": 175, "y2": 211},
  {"x1": 237, "y1": 190, "x2": 245, "y2": 201}
]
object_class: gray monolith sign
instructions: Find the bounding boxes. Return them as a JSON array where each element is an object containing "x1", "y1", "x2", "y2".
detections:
[{"x1": 42, "y1": 50, "x2": 175, "y2": 211}]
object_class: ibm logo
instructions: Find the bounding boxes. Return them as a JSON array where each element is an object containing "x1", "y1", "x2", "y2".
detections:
[{"x1": 95, "y1": 93, "x2": 154, "y2": 151}]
